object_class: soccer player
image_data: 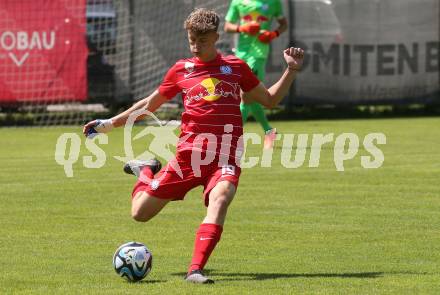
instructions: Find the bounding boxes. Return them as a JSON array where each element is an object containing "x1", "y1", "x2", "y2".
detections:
[
  {"x1": 83, "y1": 8, "x2": 303, "y2": 284},
  {"x1": 224, "y1": 0, "x2": 288, "y2": 149}
]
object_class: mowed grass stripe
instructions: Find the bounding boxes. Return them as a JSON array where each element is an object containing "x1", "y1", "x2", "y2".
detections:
[{"x1": 0, "y1": 118, "x2": 439, "y2": 294}]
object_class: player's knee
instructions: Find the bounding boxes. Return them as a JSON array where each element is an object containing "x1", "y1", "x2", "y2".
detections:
[
  {"x1": 211, "y1": 194, "x2": 233, "y2": 212},
  {"x1": 131, "y1": 207, "x2": 151, "y2": 222}
]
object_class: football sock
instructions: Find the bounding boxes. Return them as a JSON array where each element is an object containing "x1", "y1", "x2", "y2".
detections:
[{"x1": 188, "y1": 223, "x2": 223, "y2": 273}]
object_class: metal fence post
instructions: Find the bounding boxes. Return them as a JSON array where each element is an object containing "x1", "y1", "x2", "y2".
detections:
[{"x1": 287, "y1": 0, "x2": 296, "y2": 111}]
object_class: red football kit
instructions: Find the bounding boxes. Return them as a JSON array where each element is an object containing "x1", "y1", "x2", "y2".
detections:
[{"x1": 132, "y1": 53, "x2": 260, "y2": 206}]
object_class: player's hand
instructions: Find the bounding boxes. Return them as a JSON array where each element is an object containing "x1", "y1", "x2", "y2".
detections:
[
  {"x1": 238, "y1": 22, "x2": 260, "y2": 35},
  {"x1": 258, "y1": 30, "x2": 279, "y2": 44},
  {"x1": 284, "y1": 47, "x2": 304, "y2": 71},
  {"x1": 83, "y1": 119, "x2": 114, "y2": 138}
]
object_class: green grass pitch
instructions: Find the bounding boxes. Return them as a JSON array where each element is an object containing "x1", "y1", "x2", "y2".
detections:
[{"x1": 1, "y1": 118, "x2": 439, "y2": 294}]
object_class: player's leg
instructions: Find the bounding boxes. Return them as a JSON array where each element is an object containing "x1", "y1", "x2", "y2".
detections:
[
  {"x1": 126, "y1": 151, "x2": 202, "y2": 223},
  {"x1": 124, "y1": 159, "x2": 169, "y2": 222},
  {"x1": 251, "y1": 59, "x2": 278, "y2": 148},
  {"x1": 186, "y1": 177, "x2": 238, "y2": 284},
  {"x1": 131, "y1": 191, "x2": 170, "y2": 222},
  {"x1": 240, "y1": 57, "x2": 258, "y2": 125},
  {"x1": 248, "y1": 58, "x2": 275, "y2": 134},
  {"x1": 249, "y1": 101, "x2": 277, "y2": 149},
  {"x1": 263, "y1": 127, "x2": 277, "y2": 149},
  {"x1": 203, "y1": 180, "x2": 236, "y2": 225},
  {"x1": 249, "y1": 102, "x2": 272, "y2": 132}
]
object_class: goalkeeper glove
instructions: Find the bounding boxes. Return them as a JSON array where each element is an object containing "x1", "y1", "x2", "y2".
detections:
[
  {"x1": 258, "y1": 30, "x2": 280, "y2": 44},
  {"x1": 237, "y1": 22, "x2": 260, "y2": 36},
  {"x1": 86, "y1": 119, "x2": 114, "y2": 138}
]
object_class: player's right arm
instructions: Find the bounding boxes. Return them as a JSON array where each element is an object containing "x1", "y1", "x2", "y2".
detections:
[
  {"x1": 83, "y1": 63, "x2": 180, "y2": 137},
  {"x1": 110, "y1": 90, "x2": 168, "y2": 128},
  {"x1": 82, "y1": 90, "x2": 168, "y2": 137}
]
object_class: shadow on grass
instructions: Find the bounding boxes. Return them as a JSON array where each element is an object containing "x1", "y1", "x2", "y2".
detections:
[
  {"x1": 215, "y1": 272, "x2": 384, "y2": 281},
  {"x1": 172, "y1": 271, "x2": 384, "y2": 281},
  {"x1": 128, "y1": 279, "x2": 167, "y2": 284}
]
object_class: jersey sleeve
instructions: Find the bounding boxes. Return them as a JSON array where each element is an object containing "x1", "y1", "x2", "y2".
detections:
[
  {"x1": 225, "y1": 0, "x2": 240, "y2": 23},
  {"x1": 239, "y1": 60, "x2": 260, "y2": 92},
  {"x1": 158, "y1": 64, "x2": 180, "y2": 99}
]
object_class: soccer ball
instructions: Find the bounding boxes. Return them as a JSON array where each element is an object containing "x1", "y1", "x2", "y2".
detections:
[{"x1": 112, "y1": 241, "x2": 152, "y2": 282}]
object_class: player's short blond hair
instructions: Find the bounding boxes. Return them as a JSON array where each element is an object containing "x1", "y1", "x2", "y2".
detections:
[{"x1": 184, "y1": 8, "x2": 220, "y2": 34}]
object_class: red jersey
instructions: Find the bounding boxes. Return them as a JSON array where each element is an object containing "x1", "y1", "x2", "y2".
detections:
[{"x1": 158, "y1": 53, "x2": 260, "y2": 154}]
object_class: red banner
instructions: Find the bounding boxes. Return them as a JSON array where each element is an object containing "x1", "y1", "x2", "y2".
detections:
[{"x1": 0, "y1": 0, "x2": 88, "y2": 103}]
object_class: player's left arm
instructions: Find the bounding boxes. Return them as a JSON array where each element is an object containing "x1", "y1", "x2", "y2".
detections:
[
  {"x1": 274, "y1": 0, "x2": 287, "y2": 35},
  {"x1": 258, "y1": 0, "x2": 288, "y2": 43},
  {"x1": 242, "y1": 47, "x2": 304, "y2": 109},
  {"x1": 258, "y1": 17, "x2": 287, "y2": 43}
]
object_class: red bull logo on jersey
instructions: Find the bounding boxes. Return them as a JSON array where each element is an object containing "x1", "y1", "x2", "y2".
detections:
[
  {"x1": 242, "y1": 11, "x2": 269, "y2": 23},
  {"x1": 185, "y1": 77, "x2": 239, "y2": 105}
]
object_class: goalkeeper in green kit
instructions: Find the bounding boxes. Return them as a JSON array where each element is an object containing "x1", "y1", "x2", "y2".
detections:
[{"x1": 225, "y1": 0, "x2": 287, "y2": 149}]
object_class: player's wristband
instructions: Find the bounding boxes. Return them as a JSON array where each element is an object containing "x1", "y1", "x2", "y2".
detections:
[
  {"x1": 94, "y1": 119, "x2": 114, "y2": 133},
  {"x1": 274, "y1": 30, "x2": 280, "y2": 37},
  {"x1": 236, "y1": 26, "x2": 240, "y2": 33}
]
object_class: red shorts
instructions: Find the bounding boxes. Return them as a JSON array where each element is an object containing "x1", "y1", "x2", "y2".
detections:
[{"x1": 132, "y1": 150, "x2": 241, "y2": 206}]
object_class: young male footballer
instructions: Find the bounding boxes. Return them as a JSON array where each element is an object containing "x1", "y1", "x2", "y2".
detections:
[
  {"x1": 225, "y1": 0, "x2": 288, "y2": 149},
  {"x1": 83, "y1": 8, "x2": 303, "y2": 284}
]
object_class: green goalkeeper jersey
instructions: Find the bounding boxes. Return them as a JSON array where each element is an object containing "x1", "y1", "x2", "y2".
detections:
[{"x1": 225, "y1": 0, "x2": 284, "y2": 61}]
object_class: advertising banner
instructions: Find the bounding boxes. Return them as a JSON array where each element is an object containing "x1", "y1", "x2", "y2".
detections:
[{"x1": 0, "y1": 0, "x2": 88, "y2": 103}]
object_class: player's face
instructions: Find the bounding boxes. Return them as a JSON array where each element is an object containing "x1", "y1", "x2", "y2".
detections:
[{"x1": 187, "y1": 30, "x2": 219, "y2": 60}]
